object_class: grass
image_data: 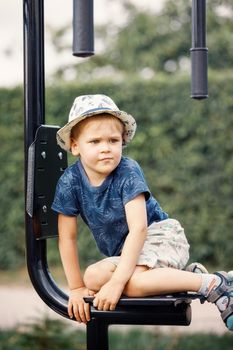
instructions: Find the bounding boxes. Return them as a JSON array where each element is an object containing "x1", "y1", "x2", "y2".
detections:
[{"x1": 0, "y1": 317, "x2": 233, "y2": 350}]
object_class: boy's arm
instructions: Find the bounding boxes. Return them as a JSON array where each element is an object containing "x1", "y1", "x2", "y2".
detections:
[
  {"x1": 93, "y1": 193, "x2": 147, "y2": 310},
  {"x1": 112, "y1": 193, "x2": 148, "y2": 282},
  {"x1": 58, "y1": 213, "x2": 90, "y2": 323}
]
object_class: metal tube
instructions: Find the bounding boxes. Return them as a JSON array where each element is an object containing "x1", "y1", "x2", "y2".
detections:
[
  {"x1": 190, "y1": 0, "x2": 208, "y2": 99},
  {"x1": 191, "y1": 0, "x2": 206, "y2": 47},
  {"x1": 23, "y1": 0, "x2": 45, "y2": 149},
  {"x1": 23, "y1": 0, "x2": 69, "y2": 319},
  {"x1": 73, "y1": 0, "x2": 94, "y2": 57}
]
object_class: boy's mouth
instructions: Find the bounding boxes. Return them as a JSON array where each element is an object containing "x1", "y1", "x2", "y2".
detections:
[{"x1": 99, "y1": 157, "x2": 113, "y2": 161}]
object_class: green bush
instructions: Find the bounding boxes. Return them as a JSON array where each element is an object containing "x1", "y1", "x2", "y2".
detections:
[{"x1": 0, "y1": 71, "x2": 233, "y2": 270}]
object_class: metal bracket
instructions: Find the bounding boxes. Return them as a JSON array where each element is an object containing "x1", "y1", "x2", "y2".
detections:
[{"x1": 26, "y1": 125, "x2": 67, "y2": 239}]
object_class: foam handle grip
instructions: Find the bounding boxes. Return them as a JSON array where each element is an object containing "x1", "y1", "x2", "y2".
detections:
[
  {"x1": 190, "y1": 48, "x2": 208, "y2": 99},
  {"x1": 73, "y1": 0, "x2": 94, "y2": 57}
]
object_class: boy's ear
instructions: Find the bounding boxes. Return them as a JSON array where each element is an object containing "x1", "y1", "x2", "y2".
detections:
[{"x1": 70, "y1": 138, "x2": 80, "y2": 156}]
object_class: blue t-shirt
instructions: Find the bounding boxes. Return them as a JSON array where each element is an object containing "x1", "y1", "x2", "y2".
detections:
[{"x1": 52, "y1": 156, "x2": 168, "y2": 256}]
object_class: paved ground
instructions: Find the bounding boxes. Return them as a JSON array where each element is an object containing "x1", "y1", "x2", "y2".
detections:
[{"x1": 0, "y1": 285, "x2": 227, "y2": 334}]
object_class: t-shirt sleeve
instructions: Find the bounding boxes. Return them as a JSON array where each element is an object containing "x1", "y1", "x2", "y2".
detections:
[
  {"x1": 51, "y1": 171, "x2": 80, "y2": 216},
  {"x1": 121, "y1": 163, "x2": 151, "y2": 205}
]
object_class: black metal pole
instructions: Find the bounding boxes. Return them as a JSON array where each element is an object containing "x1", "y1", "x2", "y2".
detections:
[
  {"x1": 190, "y1": 0, "x2": 208, "y2": 99},
  {"x1": 73, "y1": 0, "x2": 94, "y2": 57},
  {"x1": 23, "y1": 0, "x2": 45, "y2": 147},
  {"x1": 23, "y1": 0, "x2": 69, "y2": 319},
  {"x1": 87, "y1": 321, "x2": 109, "y2": 350}
]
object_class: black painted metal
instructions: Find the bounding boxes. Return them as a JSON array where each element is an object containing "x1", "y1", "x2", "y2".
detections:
[
  {"x1": 26, "y1": 125, "x2": 67, "y2": 239},
  {"x1": 73, "y1": 0, "x2": 94, "y2": 57},
  {"x1": 85, "y1": 295, "x2": 196, "y2": 350},
  {"x1": 190, "y1": 0, "x2": 208, "y2": 99},
  {"x1": 86, "y1": 297, "x2": 192, "y2": 325},
  {"x1": 87, "y1": 321, "x2": 109, "y2": 350},
  {"x1": 23, "y1": 0, "x2": 69, "y2": 319}
]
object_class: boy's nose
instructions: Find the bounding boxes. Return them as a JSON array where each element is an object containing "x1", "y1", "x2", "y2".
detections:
[{"x1": 101, "y1": 142, "x2": 110, "y2": 152}]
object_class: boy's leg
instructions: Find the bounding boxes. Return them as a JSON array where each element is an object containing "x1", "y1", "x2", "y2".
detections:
[
  {"x1": 83, "y1": 258, "x2": 117, "y2": 292},
  {"x1": 83, "y1": 259, "x2": 205, "y2": 297},
  {"x1": 124, "y1": 267, "x2": 202, "y2": 297},
  {"x1": 124, "y1": 267, "x2": 233, "y2": 331},
  {"x1": 83, "y1": 259, "x2": 233, "y2": 331}
]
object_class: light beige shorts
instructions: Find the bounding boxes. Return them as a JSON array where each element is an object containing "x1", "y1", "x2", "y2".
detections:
[{"x1": 105, "y1": 218, "x2": 190, "y2": 270}]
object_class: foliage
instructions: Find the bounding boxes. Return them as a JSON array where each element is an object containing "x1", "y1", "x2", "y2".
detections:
[
  {"x1": 0, "y1": 87, "x2": 25, "y2": 269},
  {"x1": 0, "y1": 318, "x2": 86, "y2": 350},
  {"x1": 1, "y1": 318, "x2": 233, "y2": 350},
  {"x1": 50, "y1": 0, "x2": 233, "y2": 82},
  {"x1": 40, "y1": 72, "x2": 233, "y2": 270},
  {"x1": 0, "y1": 71, "x2": 233, "y2": 271},
  {"x1": 0, "y1": 0, "x2": 233, "y2": 271}
]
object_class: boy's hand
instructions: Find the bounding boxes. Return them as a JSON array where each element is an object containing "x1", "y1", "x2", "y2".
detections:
[
  {"x1": 68, "y1": 287, "x2": 91, "y2": 323},
  {"x1": 93, "y1": 279, "x2": 124, "y2": 311}
]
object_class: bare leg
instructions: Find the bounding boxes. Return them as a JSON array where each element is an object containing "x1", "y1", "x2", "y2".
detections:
[
  {"x1": 124, "y1": 267, "x2": 202, "y2": 297},
  {"x1": 84, "y1": 261, "x2": 233, "y2": 332},
  {"x1": 84, "y1": 259, "x2": 202, "y2": 297}
]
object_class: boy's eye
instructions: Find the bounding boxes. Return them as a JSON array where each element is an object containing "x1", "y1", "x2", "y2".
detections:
[
  {"x1": 110, "y1": 138, "x2": 120, "y2": 143},
  {"x1": 89, "y1": 139, "x2": 99, "y2": 144},
  {"x1": 89, "y1": 138, "x2": 120, "y2": 144}
]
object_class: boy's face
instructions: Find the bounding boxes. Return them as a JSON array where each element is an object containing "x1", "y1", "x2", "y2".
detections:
[{"x1": 71, "y1": 116, "x2": 123, "y2": 186}]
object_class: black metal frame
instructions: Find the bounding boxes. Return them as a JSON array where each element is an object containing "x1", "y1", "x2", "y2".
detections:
[
  {"x1": 23, "y1": 1, "x2": 206, "y2": 349},
  {"x1": 23, "y1": 0, "x2": 69, "y2": 318}
]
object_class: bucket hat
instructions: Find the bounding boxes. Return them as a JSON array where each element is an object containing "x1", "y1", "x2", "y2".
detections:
[{"x1": 57, "y1": 94, "x2": 137, "y2": 151}]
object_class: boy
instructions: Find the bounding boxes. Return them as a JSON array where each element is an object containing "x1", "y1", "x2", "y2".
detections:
[{"x1": 52, "y1": 94, "x2": 233, "y2": 329}]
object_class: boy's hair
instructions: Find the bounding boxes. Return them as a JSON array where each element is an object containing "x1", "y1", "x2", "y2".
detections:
[{"x1": 71, "y1": 113, "x2": 125, "y2": 141}]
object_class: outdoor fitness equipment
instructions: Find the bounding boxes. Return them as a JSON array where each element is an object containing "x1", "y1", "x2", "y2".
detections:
[{"x1": 23, "y1": 1, "x2": 207, "y2": 349}]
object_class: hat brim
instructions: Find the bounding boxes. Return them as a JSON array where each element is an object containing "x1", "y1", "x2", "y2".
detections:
[{"x1": 57, "y1": 108, "x2": 137, "y2": 152}]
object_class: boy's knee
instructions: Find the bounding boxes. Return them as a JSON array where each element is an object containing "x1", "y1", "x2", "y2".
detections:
[
  {"x1": 83, "y1": 261, "x2": 115, "y2": 291},
  {"x1": 83, "y1": 264, "x2": 100, "y2": 291}
]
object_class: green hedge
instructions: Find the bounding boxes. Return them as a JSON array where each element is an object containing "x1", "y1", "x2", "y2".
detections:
[{"x1": 0, "y1": 71, "x2": 233, "y2": 270}]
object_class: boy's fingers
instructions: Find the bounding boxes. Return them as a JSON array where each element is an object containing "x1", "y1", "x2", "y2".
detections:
[
  {"x1": 68, "y1": 302, "x2": 73, "y2": 319},
  {"x1": 109, "y1": 302, "x2": 117, "y2": 311},
  {"x1": 97, "y1": 300, "x2": 106, "y2": 311},
  {"x1": 103, "y1": 302, "x2": 111, "y2": 311},
  {"x1": 84, "y1": 302, "x2": 91, "y2": 322},
  {"x1": 73, "y1": 304, "x2": 82, "y2": 323},
  {"x1": 93, "y1": 296, "x2": 98, "y2": 308},
  {"x1": 78, "y1": 304, "x2": 89, "y2": 324},
  {"x1": 71, "y1": 302, "x2": 90, "y2": 324}
]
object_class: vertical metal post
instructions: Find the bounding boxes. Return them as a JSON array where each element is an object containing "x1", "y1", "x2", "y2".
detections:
[
  {"x1": 23, "y1": 0, "x2": 46, "y2": 285},
  {"x1": 23, "y1": 0, "x2": 69, "y2": 318},
  {"x1": 23, "y1": 0, "x2": 45, "y2": 148},
  {"x1": 73, "y1": 0, "x2": 94, "y2": 57},
  {"x1": 190, "y1": 0, "x2": 208, "y2": 99},
  {"x1": 87, "y1": 319, "x2": 109, "y2": 350}
]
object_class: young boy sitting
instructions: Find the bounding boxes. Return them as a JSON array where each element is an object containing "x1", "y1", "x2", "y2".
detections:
[{"x1": 52, "y1": 94, "x2": 233, "y2": 330}]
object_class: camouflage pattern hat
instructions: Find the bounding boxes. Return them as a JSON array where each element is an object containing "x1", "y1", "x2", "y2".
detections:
[{"x1": 57, "y1": 94, "x2": 137, "y2": 152}]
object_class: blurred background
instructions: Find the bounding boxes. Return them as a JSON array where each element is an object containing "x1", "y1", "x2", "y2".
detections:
[{"x1": 0, "y1": 0, "x2": 233, "y2": 348}]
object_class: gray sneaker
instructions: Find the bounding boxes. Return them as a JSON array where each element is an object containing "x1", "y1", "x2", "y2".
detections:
[{"x1": 185, "y1": 262, "x2": 208, "y2": 274}]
